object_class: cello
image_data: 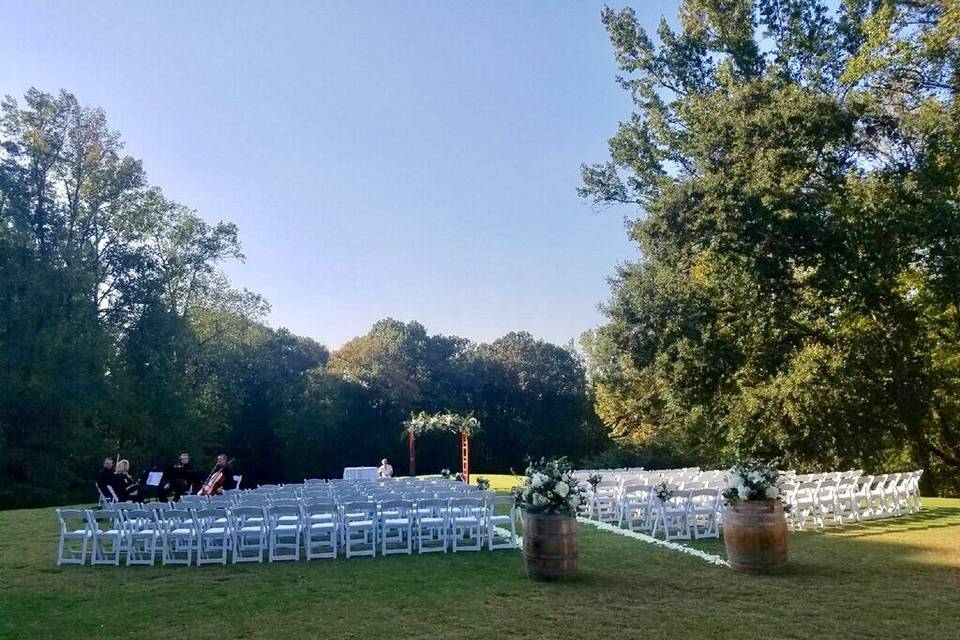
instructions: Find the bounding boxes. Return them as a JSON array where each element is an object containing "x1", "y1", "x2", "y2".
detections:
[{"x1": 198, "y1": 460, "x2": 228, "y2": 496}]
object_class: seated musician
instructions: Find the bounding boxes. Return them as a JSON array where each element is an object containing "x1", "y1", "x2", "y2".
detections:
[
  {"x1": 96, "y1": 458, "x2": 119, "y2": 501},
  {"x1": 199, "y1": 454, "x2": 236, "y2": 495},
  {"x1": 169, "y1": 453, "x2": 200, "y2": 500},
  {"x1": 216, "y1": 454, "x2": 238, "y2": 491},
  {"x1": 114, "y1": 459, "x2": 141, "y2": 502}
]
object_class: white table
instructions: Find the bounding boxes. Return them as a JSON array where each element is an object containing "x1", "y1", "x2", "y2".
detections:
[{"x1": 342, "y1": 466, "x2": 379, "y2": 480}]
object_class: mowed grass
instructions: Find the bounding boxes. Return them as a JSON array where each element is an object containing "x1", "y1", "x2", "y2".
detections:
[{"x1": 1, "y1": 496, "x2": 958, "y2": 640}]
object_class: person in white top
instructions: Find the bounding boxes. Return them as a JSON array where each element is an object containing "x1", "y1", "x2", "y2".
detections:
[{"x1": 378, "y1": 458, "x2": 393, "y2": 478}]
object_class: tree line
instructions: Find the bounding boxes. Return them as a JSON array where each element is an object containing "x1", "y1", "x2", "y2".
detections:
[
  {"x1": 579, "y1": 0, "x2": 959, "y2": 495},
  {"x1": 0, "y1": 90, "x2": 606, "y2": 508},
  {"x1": 4, "y1": 1, "x2": 957, "y2": 508}
]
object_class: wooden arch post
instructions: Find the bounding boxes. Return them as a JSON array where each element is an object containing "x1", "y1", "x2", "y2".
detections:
[
  {"x1": 408, "y1": 429, "x2": 416, "y2": 477},
  {"x1": 460, "y1": 430, "x2": 470, "y2": 484}
]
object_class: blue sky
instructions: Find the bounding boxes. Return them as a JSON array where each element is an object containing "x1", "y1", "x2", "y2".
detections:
[{"x1": 1, "y1": 1, "x2": 679, "y2": 348}]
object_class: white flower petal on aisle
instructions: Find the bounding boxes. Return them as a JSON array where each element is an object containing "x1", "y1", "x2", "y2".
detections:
[
  {"x1": 576, "y1": 517, "x2": 729, "y2": 568},
  {"x1": 493, "y1": 526, "x2": 522, "y2": 548}
]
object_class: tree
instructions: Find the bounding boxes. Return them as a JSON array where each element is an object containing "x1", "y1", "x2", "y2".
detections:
[{"x1": 581, "y1": 1, "x2": 959, "y2": 492}]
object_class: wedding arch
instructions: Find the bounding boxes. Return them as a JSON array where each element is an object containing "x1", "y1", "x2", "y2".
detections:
[{"x1": 403, "y1": 412, "x2": 480, "y2": 482}]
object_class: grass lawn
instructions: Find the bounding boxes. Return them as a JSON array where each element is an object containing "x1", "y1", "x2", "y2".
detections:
[{"x1": 1, "y1": 496, "x2": 958, "y2": 640}]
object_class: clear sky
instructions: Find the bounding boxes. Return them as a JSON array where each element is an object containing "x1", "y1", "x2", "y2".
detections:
[{"x1": 1, "y1": 1, "x2": 680, "y2": 348}]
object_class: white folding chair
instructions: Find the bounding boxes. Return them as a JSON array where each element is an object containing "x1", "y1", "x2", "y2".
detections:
[
  {"x1": 415, "y1": 498, "x2": 448, "y2": 554},
  {"x1": 379, "y1": 500, "x2": 414, "y2": 556},
  {"x1": 123, "y1": 509, "x2": 160, "y2": 566},
  {"x1": 159, "y1": 509, "x2": 197, "y2": 566},
  {"x1": 231, "y1": 506, "x2": 267, "y2": 563},
  {"x1": 194, "y1": 508, "x2": 230, "y2": 566},
  {"x1": 620, "y1": 486, "x2": 654, "y2": 532},
  {"x1": 486, "y1": 495, "x2": 518, "y2": 550},
  {"x1": 341, "y1": 501, "x2": 377, "y2": 558},
  {"x1": 267, "y1": 505, "x2": 302, "y2": 562},
  {"x1": 651, "y1": 489, "x2": 692, "y2": 541},
  {"x1": 86, "y1": 509, "x2": 123, "y2": 566},
  {"x1": 688, "y1": 488, "x2": 720, "y2": 538},
  {"x1": 302, "y1": 501, "x2": 339, "y2": 560},
  {"x1": 449, "y1": 497, "x2": 484, "y2": 552},
  {"x1": 56, "y1": 509, "x2": 91, "y2": 566}
]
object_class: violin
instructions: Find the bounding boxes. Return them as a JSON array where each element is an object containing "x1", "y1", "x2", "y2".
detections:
[{"x1": 198, "y1": 461, "x2": 229, "y2": 496}]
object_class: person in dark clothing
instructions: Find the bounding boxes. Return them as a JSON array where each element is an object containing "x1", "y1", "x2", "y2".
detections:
[
  {"x1": 169, "y1": 453, "x2": 200, "y2": 500},
  {"x1": 96, "y1": 458, "x2": 119, "y2": 502},
  {"x1": 217, "y1": 454, "x2": 238, "y2": 491}
]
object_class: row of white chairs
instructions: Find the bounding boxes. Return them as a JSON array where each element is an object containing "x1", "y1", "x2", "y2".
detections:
[
  {"x1": 56, "y1": 495, "x2": 519, "y2": 566},
  {"x1": 781, "y1": 470, "x2": 923, "y2": 529}
]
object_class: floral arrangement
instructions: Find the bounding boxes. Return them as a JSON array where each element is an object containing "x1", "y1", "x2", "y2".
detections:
[
  {"x1": 654, "y1": 481, "x2": 673, "y2": 503},
  {"x1": 404, "y1": 411, "x2": 480, "y2": 436},
  {"x1": 476, "y1": 476, "x2": 490, "y2": 491},
  {"x1": 722, "y1": 458, "x2": 781, "y2": 506},
  {"x1": 454, "y1": 472, "x2": 465, "y2": 482},
  {"x1": 587, "y1": 473, "x2": 602, "y2": 491},
  {"x1": 440, "y1": 468, "x2": 451, "y2": 479},
  {"x1": 518, "y1": 457, "x2": 583, "y2": 516}
]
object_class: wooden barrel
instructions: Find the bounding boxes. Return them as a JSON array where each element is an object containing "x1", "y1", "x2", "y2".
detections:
[
  {"x1": 523, "y1": 512, "x2": 578, "y2": 580},
  {"x1": 723, "y1": 499, "x2": 789, "y2": 573}
]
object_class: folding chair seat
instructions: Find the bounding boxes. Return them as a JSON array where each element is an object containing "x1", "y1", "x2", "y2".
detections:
[
  {"x1": 231, "y1": 506, "x2": 267, "y2": 563},
  {"x1": 267, "y1": 505, "x2": 302, "y2": 561},
  {"x1": 620, "y1": 486, "x2": 654, "y2": 531},
  {"x1": 592, "y1": 482, "x2": 619, "y2": 522},
  {"x1": 833, "y1": 476, "x2": 859, "y2": 524},
  {"x1": 815, "y1": 478, "x2": 841, "y2": 526},
  {"x1": 96, "y1": 483, "x2": 118, "y2": 507},
  {"x1": 302, "y1": 502, "x2": 339, "y2": 560},
  {"x1": 449, "y1": 497, "x2": 483, "y2": 552},
  {"x1": 123, "y1": 509, "x2": 160, "y2": 566},
  {"x1": 159, "y1": 509, "x2": 197, "y2": 566},
  {"x1": 177, "y1": 495, "x2": 207, "y2": 511},
  {"x1": 86, "y1": 509, "x2": 124, "y2": 566},
  {"x1": 688, "y1": 488, "x2": 720, "y2": 538},
  {"x1": 56, "y1": 509, "x2": 91, "y2": 566},
  {"x1": 883, "y1": 473, "x2": 906, "y2": 515},
  {"x1": 194, "y1": 508, "x2": 230, "y2": 566},
  {"x1": 379, "y1": 500, "x2": 414, "y2": 556},
  {"x1": 652, "y1": 489, "x2": 692, "y2": 541},
  {"x1": 486, "y1": 496, "x2": 518, "y2": 550},
  {"x1": 904, "y1": 470, "x2": 924, "y2": 513},
  {"x1": 341, "y1": 501, "x2": 377, "y2": 558},
  {"x1": 415, "y1": 498, "x2": 448, "y2": 554},
  {"x1": 851, "y1": 475, "x2": 874, "y2": 520},
  {"x1": 792, "y1": 480, "x2": 821, "y2": 529},
  {"x1": 868, "y1": 474, "x2": 889, "y2": 517}
]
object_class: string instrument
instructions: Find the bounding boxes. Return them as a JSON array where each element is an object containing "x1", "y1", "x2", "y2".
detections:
[{"x1": 198, "y1": 461, "x2": 228, "y2": 496}]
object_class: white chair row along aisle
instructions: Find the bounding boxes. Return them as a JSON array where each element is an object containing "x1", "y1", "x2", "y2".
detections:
[{"x1": 56, "y1": 478, "x2": 519, "y2": 566}]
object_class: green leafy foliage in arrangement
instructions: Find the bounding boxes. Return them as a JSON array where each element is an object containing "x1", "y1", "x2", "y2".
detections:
[
  {"x1": 580, "y1": 0, "x2": 960, "y2": 495},
  {"x1": 519, "y1": 457, "x2": 584, "y2": 516},
  {"x1": 404, "y1": 412, "x2": 480, "y2": 436},
  {"x1": 722, "y1": 458, "x2": 782, "y2": 506}
]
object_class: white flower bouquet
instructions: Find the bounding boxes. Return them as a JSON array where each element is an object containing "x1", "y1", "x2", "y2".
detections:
[
  {"x1": 654, "y1": 481, "x2": 673, "y2": 503},
  {"x1": 520, "y1": 457, "x2": 584, "y2": 516},
  {"x1": 723, "y1": 458, "x2": 782, "y2": 506},
  {"x1": 476, "y1": 476, "x2": 490, "y2": 491}
]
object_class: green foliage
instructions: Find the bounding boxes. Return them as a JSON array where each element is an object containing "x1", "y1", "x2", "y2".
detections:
[
  {"x1": 0, "y1": 90, "x2": 604, "y2": 506},
  {"x1": 581, "y1": 1, "x2": 960, "y2": 494},
  {"x1": 405, "y1": 412, "x2": 480, "y2": 436}
]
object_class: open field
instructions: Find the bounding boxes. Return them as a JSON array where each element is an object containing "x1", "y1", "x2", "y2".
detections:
[{"x1": 1, "y1": 497, "x2": 958, "y2": 640}]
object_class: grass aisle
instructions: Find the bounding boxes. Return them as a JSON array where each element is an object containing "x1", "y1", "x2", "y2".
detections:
[{"x1": 1, "y1": 498, "x2": 958, "y2": 639}]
